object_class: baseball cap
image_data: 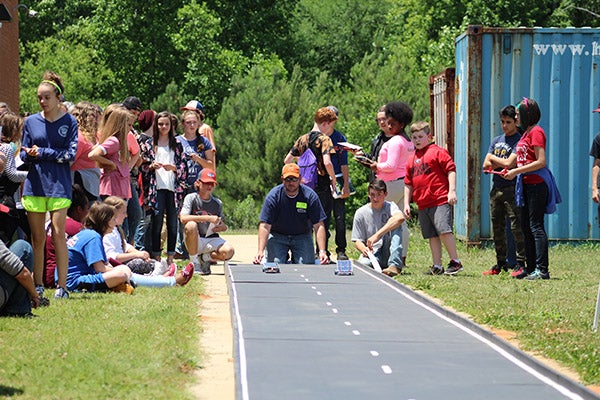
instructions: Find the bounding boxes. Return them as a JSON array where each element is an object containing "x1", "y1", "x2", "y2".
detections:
[
  {"x1": 282, "y1": 163, "x2": 300, "y2": 179},
  {"x1": 199, "y1": 168, "x2": 217, "y2": 184},
  {"x1": 593, "y1": 102, "x2": 600, "y2": 113},
  {"x1": 180, "y1": 100, "x2": 204, "y2": 113}
]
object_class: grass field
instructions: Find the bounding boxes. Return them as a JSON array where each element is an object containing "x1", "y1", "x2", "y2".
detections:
[
  {"x1": 345, "y1": 230, "x2": 600, "y2": 386},
  {"x1": 1, "y1": 230, "x2": 600, "y2": 399},
  {"x1": 0, "y1": 278, "x2": 203, "y2": 400}
]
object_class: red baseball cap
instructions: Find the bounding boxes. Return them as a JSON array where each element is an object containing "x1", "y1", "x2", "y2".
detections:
[{"x1": 199, "y1": 168, "x2": 217, "y2": 184}]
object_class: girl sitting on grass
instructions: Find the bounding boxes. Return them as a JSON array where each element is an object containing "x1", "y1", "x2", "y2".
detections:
[
  {"x1": 102, "y1": 196, "x2": 174, "y2": 276},
  {"x1": 66, "y1": 202, "x2": 193, "y2": 294}
]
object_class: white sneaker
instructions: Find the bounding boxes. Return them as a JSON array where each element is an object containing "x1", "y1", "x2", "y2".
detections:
[{"x1": 151, "y1": 260, "x2": 169, "y2": 276}]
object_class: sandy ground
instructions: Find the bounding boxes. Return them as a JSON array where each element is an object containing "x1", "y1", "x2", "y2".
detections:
[
  {"x1": 189, "y1": 235, "x2": 256, "y2": 400},
  {"x1": 189, "y1": 234, "x2": 600, "y2": 398}
]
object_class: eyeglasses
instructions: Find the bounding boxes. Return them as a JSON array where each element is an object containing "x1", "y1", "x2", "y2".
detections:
[{"x1": 284, "y1": 177, "x2": 299, "y2": 182}]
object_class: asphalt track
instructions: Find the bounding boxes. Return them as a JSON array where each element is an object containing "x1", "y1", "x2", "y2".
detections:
[{"x1": 227, "y1": 262, "x2": 600, "y2": 400}]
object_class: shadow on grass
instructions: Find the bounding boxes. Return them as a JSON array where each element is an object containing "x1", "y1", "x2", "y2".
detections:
[{"x1": 0, "y1": 385, "x2": 24, "y2": 396}]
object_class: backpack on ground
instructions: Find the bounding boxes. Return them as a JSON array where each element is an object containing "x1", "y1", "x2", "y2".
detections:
[{"x1": 297, "y1": 132, "x2": 319, "y2": 189}]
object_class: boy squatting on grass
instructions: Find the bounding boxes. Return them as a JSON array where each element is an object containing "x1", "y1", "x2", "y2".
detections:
[{"x1": 403, "y1": 121, "x2": 464, "y2": 275}]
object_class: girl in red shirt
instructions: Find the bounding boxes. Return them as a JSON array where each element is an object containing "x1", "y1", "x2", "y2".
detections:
[{"x1": 503, "y1": 98, "x2": 550, "y2": 280}]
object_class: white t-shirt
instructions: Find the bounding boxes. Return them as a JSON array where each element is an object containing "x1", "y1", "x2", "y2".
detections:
[
  {"x1": 155, "y1": 145, "x2": 175, "y2": 191},
  {"x1": 103, "y1": 227, "x2": 133, "y2": 259}
]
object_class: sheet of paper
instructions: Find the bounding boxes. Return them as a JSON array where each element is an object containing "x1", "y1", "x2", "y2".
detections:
[
  {"x1": 206, "y1": 222, "x2": 216, "y2": 236},
  {"x1": 367, "y1": 251, "x2": 382, "y2": 272},
  {"x1": 338, "y1": 141, "x2": 362, "y2": 151}
]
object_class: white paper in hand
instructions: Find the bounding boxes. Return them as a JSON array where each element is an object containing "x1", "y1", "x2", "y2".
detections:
[{"x1": 367, "y1": 251, "x2": 382, "y2": 272}]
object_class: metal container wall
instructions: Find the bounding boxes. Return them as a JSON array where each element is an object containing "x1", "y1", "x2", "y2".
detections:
[
  {"x1": 429, "y1": 68, "x2": 455, "y2": 158},
  {"x1": 454, "y1": 25, "x2": 600, "y2": 242}
]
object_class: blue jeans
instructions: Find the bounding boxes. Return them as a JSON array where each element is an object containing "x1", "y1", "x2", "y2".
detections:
[
  {"x1": 151, "y1": 190, "x2": 178, "y2": 258},
  {"x1": 0, "y1": 240, "x2": 34, "y2": 315},
  {"x1": 134, "y1": 210, "x2": 152, "y2": 252},
  {"x1": 520, "y1": 183, "x2": 549, "y2": 273},
  {"x1": 266, "y1": 232, "x2": 314, "y2": 264},
  {"x1": 357, "y1": 226, "x2": 403, "y2": 268},
  {"x1": 123, "y1": 182, "x2": 142, "y2": 244}
]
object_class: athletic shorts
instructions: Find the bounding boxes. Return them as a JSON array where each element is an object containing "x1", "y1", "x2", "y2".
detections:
[
  {"x1": 197, "y1": 236, "x2": 226, "y2": 255},
  {"x1": 418, "y1": 203, "x2": 454, "y2": 239},
  {"x1": 22, "y1": 196, "x2": 71, "y2": 213},
  {"x1": 68, "y1": 273, "x2": 109, "y2": 293}
]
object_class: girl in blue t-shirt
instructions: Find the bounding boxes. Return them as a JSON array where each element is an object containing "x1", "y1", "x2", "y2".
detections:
[
  {"x1": 66, "y1": 202, "x2": 194, "y2": 293},
  {"x1": 21, "y1": 71, "x2": 78, "y2": 301}
]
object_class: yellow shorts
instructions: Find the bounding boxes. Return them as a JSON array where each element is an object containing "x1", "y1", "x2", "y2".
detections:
[{"x1": 22, "y1": 196, "x2": 71, "y2": 213}]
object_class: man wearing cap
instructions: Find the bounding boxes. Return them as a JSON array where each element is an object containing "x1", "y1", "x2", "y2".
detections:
[
  {"x1": 179, "y1": 168, "x2": 234, "y2": 275},
  {"x1": 253, "y1": 164, "x2": 329, "y2": 265},
  {"x1": 589, "y1": 102, "x2": 600, "y2": 222}
]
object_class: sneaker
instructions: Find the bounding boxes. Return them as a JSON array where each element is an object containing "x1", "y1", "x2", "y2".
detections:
[
  {"x1": 193, "y1": 261, "x2": 202, "y2": 273},
  {"x1": 482, "y1": 265, "x2": 502, "y2": 275},
  {"x1": 524, "y1": 269, "x2": 550, "y2": 280},
  {"x1": 511, "y1": 266, "x2": 524, "y2": 277},
  {"x1": 179, "y1": 262, "x2": 194, "y2": 286},
  {"x1": 444, "y1": 260, "x2": 464, "y2": 275},
  {"x1": 382, "y1": 265, "x2": 402, "y2": 277},
  {"x1": 426, "y1": 265, "x2": 444, "y2": 275},
  {"x1": 199, "y1": 260, "x2": 212, "y2": 275},
  {"x1": 54, "y1": 287, "x2": 69, "y2": 299},
  {"x1": 151, "y1": 260, "x2": 169, "y2": 276},
  {"x1": 337, "y1": 252, "x2": 349, "y2": 261},
  {"x1": 35, "y1": 286, "x2": 50, "y2": 307},
  {"x1": 166, "y1": 263, "x2": 177, "y2": 277},
  {"x1": 513, "y1": 268, "x2": 531, "y2": 279},
  {"x1": 112, "y1": 282, "x2": 135, "y2": 294}
]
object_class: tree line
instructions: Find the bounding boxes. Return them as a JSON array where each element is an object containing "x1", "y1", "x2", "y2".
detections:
[{"x1": 17, "y1": 0, "x2": 598, "y2": 227}]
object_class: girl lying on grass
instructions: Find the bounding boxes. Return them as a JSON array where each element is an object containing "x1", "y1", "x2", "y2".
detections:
[{"x1": 66, "y1": 202, "x2": 193, "y2": 294}]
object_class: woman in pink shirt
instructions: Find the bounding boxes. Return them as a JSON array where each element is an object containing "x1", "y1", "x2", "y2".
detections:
[
  {"x1": 89, "y1": 105, "x2": 133, "y2": 200},
  {"x1": 366, "y1": 101, "x2": 414, "y2": 269}
]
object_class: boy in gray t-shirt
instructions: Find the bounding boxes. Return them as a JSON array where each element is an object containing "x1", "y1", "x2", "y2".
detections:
[
  {"x1": 179, "y1": 169, "x2": 234, "y2": 275},
  {"x1": 351, "y1": 180, "x2": 405, "y2": 277}
]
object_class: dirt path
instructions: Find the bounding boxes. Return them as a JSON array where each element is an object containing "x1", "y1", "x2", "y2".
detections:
[{"x1": 189, "y1": 234, "x2": 256, "y2": 400}]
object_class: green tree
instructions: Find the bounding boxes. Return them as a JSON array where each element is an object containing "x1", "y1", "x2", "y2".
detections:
[
  {"x1": 287, "y1": 0, "x2": 391, "y2": 84},
  {"x1": 171, "y1": 1, "x2": 249, "y2": 116},
  {"x1": 216, "y1": 61, "x2": 332, "y2": 212},
  {"x1": 19, "y1": 33, "x2": 113, "y2": 113}
]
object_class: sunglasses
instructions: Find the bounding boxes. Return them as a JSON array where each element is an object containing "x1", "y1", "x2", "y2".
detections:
[{"x1": 284, "y1": 177, "x2": 299, "y2": 182}]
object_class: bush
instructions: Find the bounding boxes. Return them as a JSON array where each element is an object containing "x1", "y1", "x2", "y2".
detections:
[{"x1": 228, "y1": 195, "x2": 260, "y2": 230}]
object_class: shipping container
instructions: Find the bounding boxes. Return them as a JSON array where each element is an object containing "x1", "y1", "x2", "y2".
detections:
[
  {"x1": 453, "y1": 25, "x2": 600, "y2": 243},
  {"x1": 430, "y1": 68, "x2": 456, "y2": 159}
]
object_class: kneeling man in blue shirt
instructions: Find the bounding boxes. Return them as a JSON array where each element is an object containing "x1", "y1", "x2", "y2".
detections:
[{"x1": 254, "y1": 164, "x2": 329, "y2": 265}]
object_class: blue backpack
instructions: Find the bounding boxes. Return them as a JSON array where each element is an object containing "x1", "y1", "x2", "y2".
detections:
[{"x1": 297, "y1": 132, "x2": 319, "y2": 189}]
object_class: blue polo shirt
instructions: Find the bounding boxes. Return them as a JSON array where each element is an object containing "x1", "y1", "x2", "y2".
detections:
[{"x1": 259, "y1": 184, "x2": 326, "y2": 235}]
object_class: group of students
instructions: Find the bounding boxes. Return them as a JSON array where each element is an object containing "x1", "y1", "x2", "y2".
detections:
[
  {"x1": 255, "y1": 98, "x2": 560, "y2": 282},
  {"x1": 0, "y1": 70, "x2": 234, "y2": 317}
]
